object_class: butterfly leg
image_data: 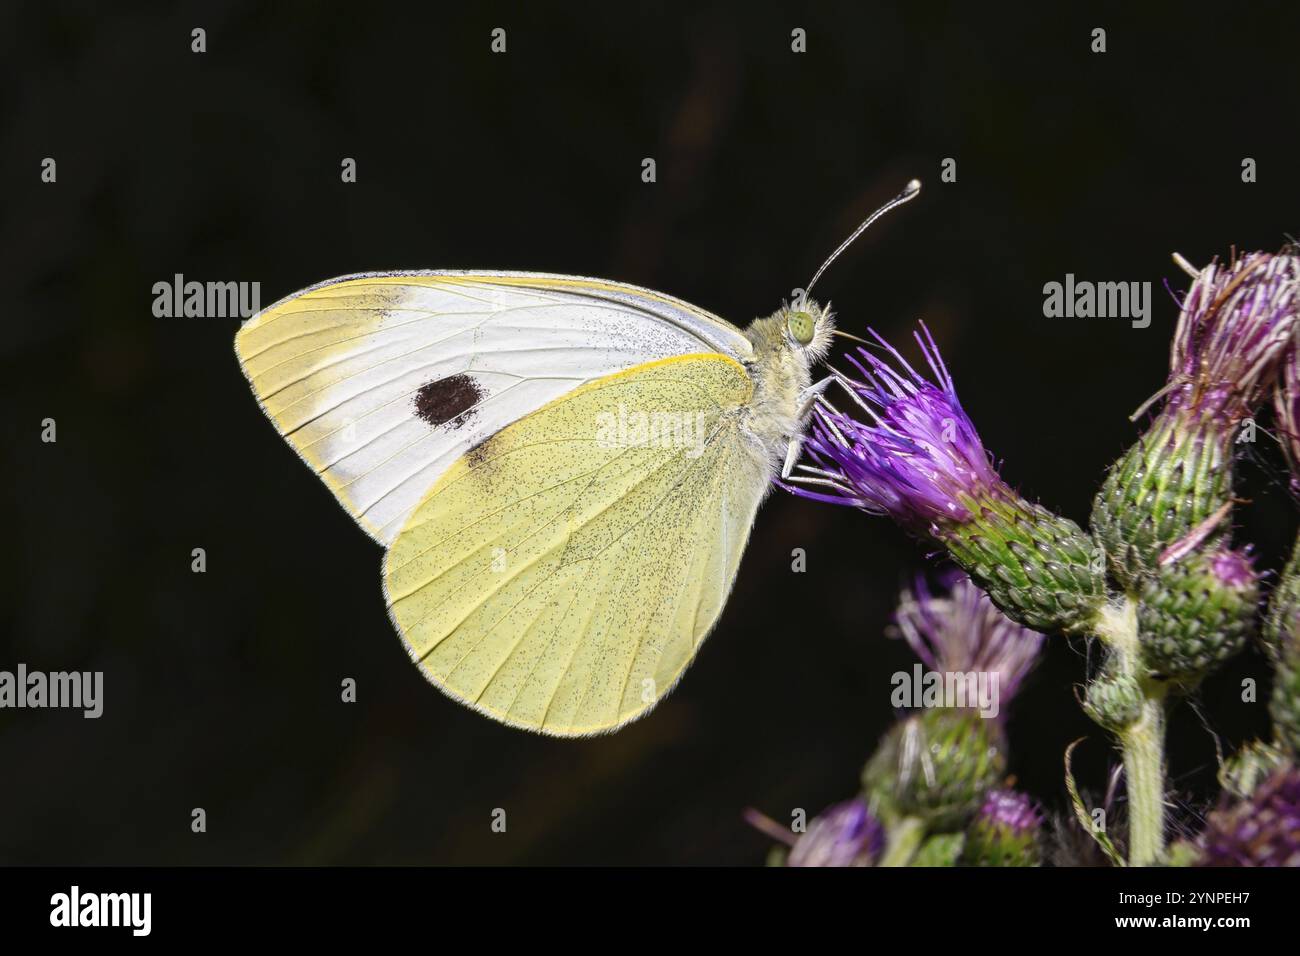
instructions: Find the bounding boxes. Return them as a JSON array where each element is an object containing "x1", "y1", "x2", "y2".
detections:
[
  {"x1": 780, "y1": 377, "x2": 836, "y2": 479},
  {"x1": 781, "y1": 435, "x2": 803, "y2": 480},
  {"x1": 796, "y1": 376, "x2": 835, "y2": 419}
]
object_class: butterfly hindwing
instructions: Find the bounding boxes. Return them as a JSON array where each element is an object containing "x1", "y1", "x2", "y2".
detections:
[{"x1": 382, "y1": 353, "x2": 769, "y2": 736}]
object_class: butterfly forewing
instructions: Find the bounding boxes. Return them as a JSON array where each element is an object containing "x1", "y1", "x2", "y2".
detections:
[{"x1": 234, "y1": 272, "x2": 752, "y2": 544}]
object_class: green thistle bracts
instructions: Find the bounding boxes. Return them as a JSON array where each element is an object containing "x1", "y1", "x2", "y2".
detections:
[
  {"x1": 1265, "y1": 537, "x2": 1300, "y2": 754},
  {"x1": 862, "y1": 709, "x2": 1005, "y2": 829},
  {"x1": 1219, "y1": 739, "x2": 1289, "y2": 798},
  {"x1": 911, "y1": 832, "x2": 965, "y2": 866},
  {"x1": 959, "y1": 823, "x2": 1037, "y2": 867},
  {"x1": 936, "y1": 493, "x2": 1106, "y2": 635},
  {"x1": 1091, "y1": 410, "x2": 1233, "y2": 592},
  {"x1": 776, "y1": 254, "x2": 1300, "y2": 869},
  {"x1": 1082, "y1": 656, "x2": 1143, "y2": 731},
  {"x1": 1136, "y1": 547, "x2": 1258, "y2": 686},
  {"x1": 1263, "y1": 538, "x2": 1300, "y2": 665},
  {"x1": 1272, "y1": 656, "x2": 1300, "y2": 755}
]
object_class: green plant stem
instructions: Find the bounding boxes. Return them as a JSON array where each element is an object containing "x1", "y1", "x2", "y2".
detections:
[
  {"x1": 1095, "y1": 597, "x2": 1168, "y2": 866},
  {"x1": 1119, "y1": 695, "x2": 1167, "y2": 865},
  {"x1": 878, "y1": 816, "x2": 925, "y2": 867}
]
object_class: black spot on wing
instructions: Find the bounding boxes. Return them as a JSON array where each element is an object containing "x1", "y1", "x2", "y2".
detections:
[
  {"x1": 465, "y1": 433, "x2": 496, "y2": 469},
  {"x1": 414, "y1": 373, "x2": 483, "y2": 428}
]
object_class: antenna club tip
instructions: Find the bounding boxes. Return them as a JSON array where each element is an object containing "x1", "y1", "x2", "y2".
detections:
[{"x1": 904, "y1": 178, "x2": 922, "y2": 195}]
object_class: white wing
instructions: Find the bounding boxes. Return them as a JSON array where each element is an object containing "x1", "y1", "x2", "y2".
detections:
[{"x1": 234, "y1": 271, "x2": 753, "y2": 544}]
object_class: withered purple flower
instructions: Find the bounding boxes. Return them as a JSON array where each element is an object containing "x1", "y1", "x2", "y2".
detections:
[
  {"x1": 893, "y1": 572, "x2": 1045, "y2": 706},
  {"x1": 1198, "y1": 764, "x2": 1300, "y2": 867},
  {"x1": 1165, "y1": 251, "x2": 1300, "y2": 424},
  {"x1": 1094, "y1": 250, "x2": 1300, "y2": 588}
]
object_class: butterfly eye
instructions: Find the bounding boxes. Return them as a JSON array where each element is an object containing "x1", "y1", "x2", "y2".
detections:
[{"x1": 787, "y1": 310, "x2": 816, "y2": 346}]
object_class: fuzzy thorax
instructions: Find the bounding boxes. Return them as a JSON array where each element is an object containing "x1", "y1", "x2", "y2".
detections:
[{"x1": 740, "y1": 300, "x2": 835, "y2": 466}]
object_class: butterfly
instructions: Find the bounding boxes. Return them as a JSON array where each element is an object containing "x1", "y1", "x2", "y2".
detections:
[{"x1": 234, "y1": 180, "x2": 919, "y2": 735}]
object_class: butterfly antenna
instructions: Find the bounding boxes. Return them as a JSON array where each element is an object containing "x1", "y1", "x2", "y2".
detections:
[
  {"x1": 800, "y1": 178, "x2": 921, "y2": 307},
  {"x1": 831, "y1": 329, "x2": 870, "y2": 344}
]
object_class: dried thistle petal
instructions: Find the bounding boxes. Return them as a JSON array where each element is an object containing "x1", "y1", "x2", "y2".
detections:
[{"x1": 1167, "y1": 251, "x2": 1300, "y2": 423}]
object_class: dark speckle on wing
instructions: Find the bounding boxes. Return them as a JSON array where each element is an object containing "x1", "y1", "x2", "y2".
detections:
[{"x1": 414, "y1": 373, "x2": 483, "y2": 428}]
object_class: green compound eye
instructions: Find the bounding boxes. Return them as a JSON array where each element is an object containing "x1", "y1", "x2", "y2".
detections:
[{"x1": 787, "y1": 310, "x2": 816, "y2": 345}]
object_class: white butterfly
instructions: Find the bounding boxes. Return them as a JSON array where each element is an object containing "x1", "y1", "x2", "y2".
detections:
[{"x1": 235, "y1": 180, "x2": 919, "y2": 735}]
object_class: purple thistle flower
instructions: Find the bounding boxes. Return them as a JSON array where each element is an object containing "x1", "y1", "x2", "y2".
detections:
[
  {"x1": 1164, "y1": 251, "x2": 1300, "y2": 424},
  {"x1": 960, "y1": 788, "x2": 1044, "y2": 866},
  {"x1": 1208, "y1": 548, "x2": 1257, "y2": 590},
  {"x1": 893, "y1": 572, "x2": 1045, "y2": 706},
  {"x1": 786, "y1": 799, "x2": 885, "y2": 867},
  {"x1": 785, "y1": 322, "x2": 1105, "y2": 635},
  {"x1": 1198, "y1": 764, "x2": 1300, "y2": 867},
  {"x1": 789, "y1": 323, "x2": 1004, "y2": 532},
  {"x1": 976, "y1": 788, "x2": 1043, "y2": 834}
]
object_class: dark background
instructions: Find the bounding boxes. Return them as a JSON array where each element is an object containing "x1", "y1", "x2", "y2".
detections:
[{"x1": 2, "y1": 1, "x2": 1298, "y2": 865}]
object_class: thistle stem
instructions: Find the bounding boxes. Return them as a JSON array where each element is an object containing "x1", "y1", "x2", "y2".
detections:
[
  {"x1": 1119, "y1": 695, "x2": 1167, "y2": 866},
  {"x1": 1095, "y1": 597, "x2": 1167, "y2": 866}
]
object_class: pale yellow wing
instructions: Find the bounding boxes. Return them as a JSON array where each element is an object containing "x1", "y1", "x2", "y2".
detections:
[{"x1": 383, "y1": 353, "x2": 770, "y2": 736}]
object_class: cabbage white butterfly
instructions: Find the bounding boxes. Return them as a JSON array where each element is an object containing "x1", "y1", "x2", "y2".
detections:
[{"x1": 235, "y1": 180, "x2": 919, "y2": 735}]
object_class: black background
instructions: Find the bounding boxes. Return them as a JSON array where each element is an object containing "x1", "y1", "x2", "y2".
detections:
[{"x1": 3, "y1": 2, "x2": 1298, "y2": 865}]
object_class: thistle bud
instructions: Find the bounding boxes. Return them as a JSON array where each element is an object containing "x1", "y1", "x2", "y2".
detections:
[
  {"x1": 1091, "y1": 412, "x2": 1235, "y2": 590},
  {"x1": 786, "y1": 324, "x2": 1105, "y2": 634},
  {"x1": 862, "y1": 708, "x2": 1005, "y2": 830},
  {"x1": 1082, "y1": 657, "x2": 1143, "y2": 732},
  {"x1": 959, "y1": 789, "x2": 1043, "y2": 866},
  {"x1": 1093, "y1": 251, "x2": 1300, "y2": 589},
  {"x1": 1137, "y1": 546, "x2": 1258, "y2": 686}
]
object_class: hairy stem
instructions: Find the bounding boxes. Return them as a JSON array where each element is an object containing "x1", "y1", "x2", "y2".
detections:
[
  {"x1": 1095, "y1": 596, "x2": 1167, "y2": 866},
  {"x1": 1119, "y1": 695, "x2": 1167, "y2": 865}
]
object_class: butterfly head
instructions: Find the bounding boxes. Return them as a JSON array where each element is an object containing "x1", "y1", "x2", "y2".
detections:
[
  {"x1": 779, "y1": 299, "x2": 836, "y2": 362},
  {"x1": 766, "y1": 178, "x2": 920, "y2": 370}
]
